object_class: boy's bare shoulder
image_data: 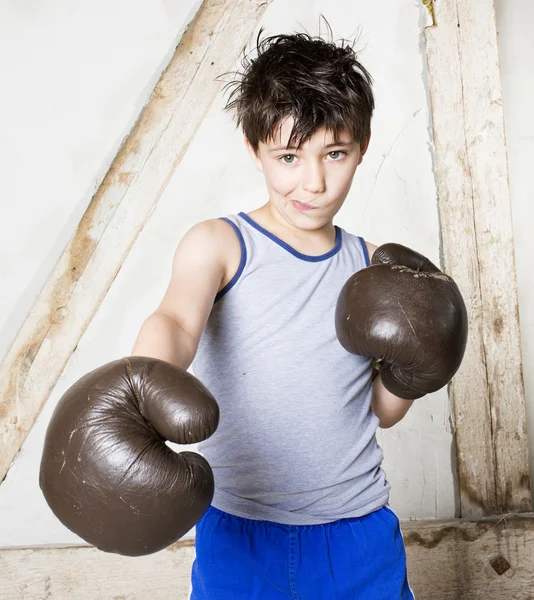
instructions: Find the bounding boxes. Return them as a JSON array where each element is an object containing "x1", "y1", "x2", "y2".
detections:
[
  {"x1": 153, "y1": 218, "x2": 242, "y2": 347},
  {"x1": 188, "y1": 218, "x2": 242, "y2": 289},
  {"x1": 185, "y1": 217, "x2": 239, "y2": 248}
]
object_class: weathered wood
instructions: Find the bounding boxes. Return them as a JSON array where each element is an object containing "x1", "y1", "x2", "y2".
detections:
[
  {"x1": 404, "y1": 513, "x2": 534, "y2": 599},
  {"x1": 0, "y1": 0, "x2": 271, "y2": 483},
  {"x1": 0, "y1": 540, "x2": 195, "y2": 600},
  {"x1": 1, "y1": 515, "x2": 533, "y2": 599},
  {"x1": 424, "y1": 0, "x2": 531, "y2": 516}
]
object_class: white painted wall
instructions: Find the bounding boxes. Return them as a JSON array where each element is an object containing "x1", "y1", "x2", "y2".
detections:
[
  {"x1": 0, "y1": 0, "x2": 529, "y2": 560},
  {"x1": 0, "y1": 0, "x2": 203, "y2": 546},
  {"x1": 0, "y1": 0, "x2": 202, "y2": 365}
]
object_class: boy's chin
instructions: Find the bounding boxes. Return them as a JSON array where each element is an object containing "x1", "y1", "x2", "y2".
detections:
[{"x1": 287, "y1": 210, "x2": 335, "y2": 230}]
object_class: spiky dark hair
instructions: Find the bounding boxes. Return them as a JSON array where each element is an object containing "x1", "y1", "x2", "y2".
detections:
[{"x1": 221, "y1": 27, "x2": 374, "y2": 154}]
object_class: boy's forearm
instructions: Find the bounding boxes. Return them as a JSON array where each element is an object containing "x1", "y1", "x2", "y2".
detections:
[
  {"x1": 131, "y1": 311, "x2": 196, "y2": 371},
  {"x1": 371, "y1": 373, "x2": 415, "y2": 428}
]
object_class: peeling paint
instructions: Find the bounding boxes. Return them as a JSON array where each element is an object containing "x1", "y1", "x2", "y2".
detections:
[{"x1": 422, "y1": 0, "x2": 436, "y2": 26}]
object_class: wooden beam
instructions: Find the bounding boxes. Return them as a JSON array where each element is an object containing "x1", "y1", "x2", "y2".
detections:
[
  {"x1": 424, "y1": 0, "x2": 531, "y2": 516},
  {"x1": 404, "y1": 512, "x2": 534, "y2": 598},
  {"x1": 0, "y1": 0, "x2": 271, "y2": 483},
  {"x1": 0, "y1": 541, "x2": 196, "y2": 599},
  {"x1": 1, "y1": 515, "x2": 533, "y2": 599}
]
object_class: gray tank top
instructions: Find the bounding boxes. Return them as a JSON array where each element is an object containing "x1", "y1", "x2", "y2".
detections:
[{"x1": 191, "y1": 212, "x2": 390, "y2": 524}]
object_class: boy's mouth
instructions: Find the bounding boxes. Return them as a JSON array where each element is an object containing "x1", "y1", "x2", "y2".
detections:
[{"x1": 292, "y1": 200, "x2": 316, "y2": 211}]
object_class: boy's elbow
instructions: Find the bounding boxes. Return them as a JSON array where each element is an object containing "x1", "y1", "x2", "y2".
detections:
[{"x1": 377, "y1": 414, "x2": 406, "y2": 429}]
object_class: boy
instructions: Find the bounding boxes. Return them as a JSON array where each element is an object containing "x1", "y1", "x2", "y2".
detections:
[{"x1": 133, "y1": 31, "x2": 416, "y2": 598}]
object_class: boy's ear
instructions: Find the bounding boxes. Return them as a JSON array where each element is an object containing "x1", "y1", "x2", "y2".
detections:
[
  {"x1": 358, "y1": 134, "x2": 371, "y2": 165},
  {"x1": 244, "y1": 137, "x2": 264, "y2": 172}
]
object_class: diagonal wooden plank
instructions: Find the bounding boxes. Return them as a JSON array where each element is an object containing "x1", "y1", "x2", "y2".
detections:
[
  {"x1": 424, "y1": 0, "x2": 531, "y2": 516},
  {"x1": 0, "y1": 0, "x2": 271, "y2": 483}
]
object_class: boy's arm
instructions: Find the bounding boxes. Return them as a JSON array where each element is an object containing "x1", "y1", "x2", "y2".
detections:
[
  {"x1": 365, "y1": 241, "x2": 415, "y2": 428},
  {"x1": 371, "y1": 376, "x2": 415, "y2": 429},
  {"x1": 132, "y1": 219, "x2": 237, "y2": 370}
]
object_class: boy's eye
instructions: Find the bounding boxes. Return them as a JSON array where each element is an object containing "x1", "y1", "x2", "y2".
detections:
[
  {"x1": 280, "y1": 155, "x2": 296, "y2": 165},
  {"x1": 279, "y1": 151, "x2": 346, "y2": 165},
  {"x1": 328, "y1": 151, "x2": 346, "y2": 160}
]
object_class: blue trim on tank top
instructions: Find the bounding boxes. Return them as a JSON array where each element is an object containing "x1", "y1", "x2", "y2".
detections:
[
  {"x1": 214, "y1": 217, "x2": 247, "y2": 303},
  {"x1": 237, "y1": 211, "x2": 342, "y2": 262},
  {"x1": 359, "y1": 237, "x2": 370, "y2": 267}
]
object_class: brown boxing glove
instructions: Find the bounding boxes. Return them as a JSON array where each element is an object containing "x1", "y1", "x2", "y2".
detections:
[
  {"x1": 335, "y1": 243, "x2": 468, "y2": 400},
  {"x1": 39, "y1": 356, "x2": 219, "y2": 556}
]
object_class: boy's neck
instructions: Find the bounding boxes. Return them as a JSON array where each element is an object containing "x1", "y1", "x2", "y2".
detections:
[{"x1": 246, "y1": 202, "x2": 337, "y2": 255}]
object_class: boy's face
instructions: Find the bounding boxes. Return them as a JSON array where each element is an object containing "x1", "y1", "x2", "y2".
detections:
[{"x1": 245, "y1": 116, "x2": 369, "y2": 231}]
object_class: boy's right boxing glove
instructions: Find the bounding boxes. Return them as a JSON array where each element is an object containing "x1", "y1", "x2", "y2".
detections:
[{"x1": 39, "y1": 356, "x2": 219, "y2": 556}]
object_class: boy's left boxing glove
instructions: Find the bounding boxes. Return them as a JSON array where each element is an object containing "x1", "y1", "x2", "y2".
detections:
[{"x1": 335, "y1": 243, "x2": 468, "y2": 400}]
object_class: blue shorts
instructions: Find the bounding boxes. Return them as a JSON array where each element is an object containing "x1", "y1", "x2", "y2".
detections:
[{"x1": 190, "y1": 505, "x2": 415, "y2": 599}]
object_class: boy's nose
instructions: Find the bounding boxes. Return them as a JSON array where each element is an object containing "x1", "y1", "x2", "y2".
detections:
[{"x1": 302, "y1": 163, "x2": 326, "y2": 194}]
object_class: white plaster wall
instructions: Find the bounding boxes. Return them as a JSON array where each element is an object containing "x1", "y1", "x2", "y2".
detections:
[
  {"x1": 495, "y1": 0, "x2": 534, "y2": 489},
  {"x1": 0, "y1": 0, "x2": 201, "y2": 547},
  {"x1": 0, "y1": 0, "x2": 202, "y2": 365},
  {"x1": 1, "y1": 0, "x2": 466, "y2": 552}
]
